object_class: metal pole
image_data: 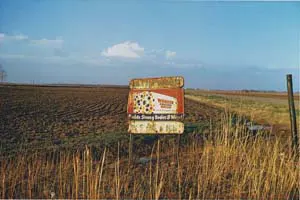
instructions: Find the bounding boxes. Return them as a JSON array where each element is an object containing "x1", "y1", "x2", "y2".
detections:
[{"x1": 286, "y1": 74, "x2": 299, "y2": 157}]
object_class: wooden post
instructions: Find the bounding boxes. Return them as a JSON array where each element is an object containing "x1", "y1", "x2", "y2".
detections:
[
  {"x1": 128, "y1": 134, "x2": 133, "y2": 167},
  {"x1": 286, "y1": 74, "x2": 299, "y2": 157},
  {"x1": 177, "y1": 134, "x2": 181, "y2": 160},
  {"x1": 176, "y1": 134, "x2": 181, "y2": 200}
]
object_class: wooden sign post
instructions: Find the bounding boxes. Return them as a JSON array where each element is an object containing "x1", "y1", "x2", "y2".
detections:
[
  {"x1": 127, "y1": 76, "x2": 185, "y2": 165},
  {"x1": 286, "y1": 74, "x2": 299, "y2": 158}
]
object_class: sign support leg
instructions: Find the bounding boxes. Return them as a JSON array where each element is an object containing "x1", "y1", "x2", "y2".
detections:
[{"x1": 129, "y1": 134, "x2": 133, "y2": 168}]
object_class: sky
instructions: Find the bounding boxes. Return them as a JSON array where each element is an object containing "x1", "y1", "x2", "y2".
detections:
[{"x1": 0, "y1": 0, "x2": 299, "y2": 91}]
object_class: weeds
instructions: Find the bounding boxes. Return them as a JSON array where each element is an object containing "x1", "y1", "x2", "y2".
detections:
[
  {"x1": 185, "y1": 92, "x2": 300, "y2": 127},
  {"x1": 0, "y1": 118, "x2": 298, "y2": 199}
]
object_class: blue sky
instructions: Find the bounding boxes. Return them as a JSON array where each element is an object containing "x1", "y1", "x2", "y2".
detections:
[{"x1": 0, "y1": 0, "x2": 299, "y2": 91}]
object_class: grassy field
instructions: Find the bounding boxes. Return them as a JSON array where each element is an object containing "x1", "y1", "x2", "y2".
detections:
[
  {"x1": 0, "y1": 85, "x2": 299, "y2": 199},
  {"x1": 186, "y1": 89, "x2": 300, "y2": 129},
  {"x1": 187, "y1": 89, "x2": 300, "y2": 100}
]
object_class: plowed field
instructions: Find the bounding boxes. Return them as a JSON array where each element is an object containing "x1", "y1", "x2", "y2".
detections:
[{"x1": 0, "y1": 85, "x2": 221, "y2": 155}]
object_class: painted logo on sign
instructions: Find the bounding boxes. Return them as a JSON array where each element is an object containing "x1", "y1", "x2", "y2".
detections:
[
  {"x1": 132, "y1": 91, "x2": 177, "y2": 114},
  {"x1": 127, "y1": 76, "x2": 184, "y2": 134}
]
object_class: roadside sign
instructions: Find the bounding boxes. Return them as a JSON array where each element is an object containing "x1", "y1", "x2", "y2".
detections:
[{"x1": 127, "y1": 76, "x2": 184, "y2": 134}]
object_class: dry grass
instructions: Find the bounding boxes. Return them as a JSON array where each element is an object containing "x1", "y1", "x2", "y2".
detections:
[
  {"x1": 185, "y1": 91, "x2": 300, "y2": 127},
  {"x1": 187, "y1": 89, "x2": 300, "y2": 99},
  {"x1": 1, "y1": 115, "x2": 299, "y2": 199}
]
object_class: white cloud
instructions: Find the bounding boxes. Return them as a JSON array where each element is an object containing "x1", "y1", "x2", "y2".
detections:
[
  {"x1": 30, "y1": 37, "x2": 64, "y2": 48},
  {"x1": 0, "y1": 33, "x2": 63, "y2": 48},
  {"x1": 0, "y1": 53, "x2": 111, "y2": 66},
  {"x1": 0, "y1": 54, "x2": 35, "y2": 60},
  {"x1": 0, "y1": 51, "x2": 204, "y2": 68},
  {"x1": 165, "y1": 50, "x2": 176, "y2": 59},
  {"x1": 13, "y1": 34, "x2": 29, "y2": 41},
  {"x1": 0, "y1": 33, "x2": 5, "y2": 42},
  {"x1": 1, "y1": 36, "x2": 203, "y2": 68},
  {"x1": 102, "y1": 41, "x2": 144, "y2": 58},
  {"x1": 0, "y1": 33, "x2": 29, "y2": 41}
]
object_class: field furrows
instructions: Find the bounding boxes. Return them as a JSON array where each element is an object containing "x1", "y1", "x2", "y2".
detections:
[
  {"x1": 0, "y1": 89, "x2": 98, "y2": 134},
  {"x1": 0, "y1": 86, "x2": 222, "y2": 153},
  {"x1": 184, "y1": 99, "x2": 221, "y2": 123}
]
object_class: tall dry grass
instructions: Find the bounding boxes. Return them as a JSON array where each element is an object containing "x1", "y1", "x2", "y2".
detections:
[
  {"x1": 185, "y1": 93, "x2": 299, "y2": 127},
  {"x1": 0, "y1": 117, "x2": 299, "y2": 199}
]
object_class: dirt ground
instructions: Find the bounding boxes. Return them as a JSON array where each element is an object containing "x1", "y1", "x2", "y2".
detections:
[{"x1": 0, "y1": 85, "x2": 222, "y2": 155}]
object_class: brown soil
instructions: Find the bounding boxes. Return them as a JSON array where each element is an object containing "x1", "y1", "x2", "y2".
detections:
[
  {"x1": 0, "y1": 86, "x2": 129, "y2": 139},
  {"x1": 184, "y1": 98, "x2": 221, "y2": 123},
  {"x1": 0, "y1": 85, "x2": 221, "y2": 144},
  {"x1": 1, "y1": 85, "x2": 290, "y2": 155}
]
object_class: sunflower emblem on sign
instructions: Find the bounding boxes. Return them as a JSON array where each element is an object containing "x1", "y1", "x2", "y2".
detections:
[
  {"x1": 133, "y1": 91, "x2": 178, "y2": 114},
  {"x1": 133, "y1": 91, "x2": 155, "y2": 114}
]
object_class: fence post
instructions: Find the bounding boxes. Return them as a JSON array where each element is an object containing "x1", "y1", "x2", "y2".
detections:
[{"x1": 286, "y1": 74, "x2": 299, "y2": 158}]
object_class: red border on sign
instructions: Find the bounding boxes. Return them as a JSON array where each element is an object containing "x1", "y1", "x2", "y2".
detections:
[{"x1": 127, "y1": 88, "x2": 184, "y2": 114}]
